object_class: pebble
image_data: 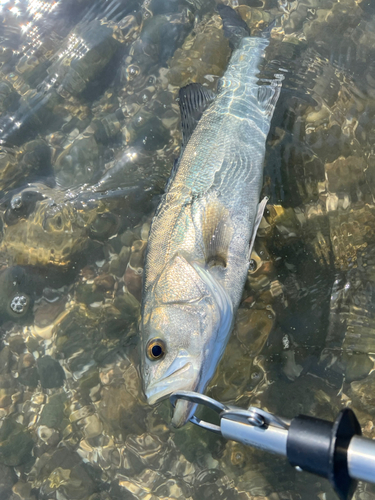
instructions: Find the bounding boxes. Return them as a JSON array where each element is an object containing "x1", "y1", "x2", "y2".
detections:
[
  {"x1": 0, "y1": 418, "x2": 34, "y2": 466},
  {"x1": 37, "y1": 425, "x2": 60, "y2": 446},
  {"x1": 0, "y1": 463, "x2": 17, "y2": 499},
  {"x1": 36, "y1": 356, "x2": 65, "y2": 389}
]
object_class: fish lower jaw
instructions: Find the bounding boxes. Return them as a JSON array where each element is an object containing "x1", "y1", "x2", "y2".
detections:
[
  {"x1": 145, "y1": 379, "x2": 197, "y2": 405},
  {"x1": 146, "y1": 384, "x2": 198, "y2": 428},
  {"x1": 145, "y1": 364, "x2": 197, "y2": 405},
  {"x1": 171, "y1": 399, "x2": 196, "y2": 428}
]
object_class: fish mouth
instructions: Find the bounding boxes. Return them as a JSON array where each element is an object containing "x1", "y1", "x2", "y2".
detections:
[
  {"x1": 145, "y1": 360, "x2": 201, "y2": 427},
  {"x1": 171, "y1": 399, "x2": 198, "y2": 428},
  {"x1": 145, "y1": 362, "x2": 196, "y2": 405},
  {"x1": 145, "y1": 352, "x2": 201, "y2": 427}
]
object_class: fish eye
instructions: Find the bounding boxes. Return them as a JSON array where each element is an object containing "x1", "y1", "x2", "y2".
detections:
[{"x1": 146, "y1": 338, "x2": 166, "y2": 361}]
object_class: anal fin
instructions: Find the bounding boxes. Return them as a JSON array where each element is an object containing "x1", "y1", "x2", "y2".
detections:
[
  {"x1": 202, "y1": 195, "x2": 233, "y2": 268},
  {"x1": 247, "y1": 197, "x2": 268, "y2": 261},
  {"x1": 179, "y1": 84, "x2": 216, "y2": 147}
]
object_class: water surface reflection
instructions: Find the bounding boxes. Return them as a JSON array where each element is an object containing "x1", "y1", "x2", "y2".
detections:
[{"x1": 0, "y1": 0, "x2": 375, "y2": 499}]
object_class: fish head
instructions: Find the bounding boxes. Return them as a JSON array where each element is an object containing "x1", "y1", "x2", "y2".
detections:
[{"x1": 141, "y1": 254, "x2": 233, "y2": 427}]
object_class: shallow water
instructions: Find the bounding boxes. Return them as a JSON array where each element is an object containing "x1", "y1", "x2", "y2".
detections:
[{"x1": 0, "y1": 0, "x2": 375, "y2": 499}]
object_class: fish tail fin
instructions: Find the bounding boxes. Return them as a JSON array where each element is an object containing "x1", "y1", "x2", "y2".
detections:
[{"x1": 217, "y1": 4, "x2": 250, "y2": 49}]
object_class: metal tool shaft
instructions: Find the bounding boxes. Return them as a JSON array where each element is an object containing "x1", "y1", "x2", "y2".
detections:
[
  {"x1": 347, "y1": 435, "x2": 375, "y2": 483},
  {"x1": 221, "y1": 417, "x2": 288, "y2": 455}
]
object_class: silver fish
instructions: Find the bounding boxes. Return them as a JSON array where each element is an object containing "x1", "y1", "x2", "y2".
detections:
[{"x1": 140, "y1": 6, "x2": 283, "y2": 427}]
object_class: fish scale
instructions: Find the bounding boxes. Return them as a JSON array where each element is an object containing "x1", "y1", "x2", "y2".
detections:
[{"x1": 141, "y1": 6, "x2": 283, "y2": 427}]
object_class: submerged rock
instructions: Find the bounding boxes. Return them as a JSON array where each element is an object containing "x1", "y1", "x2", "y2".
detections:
[
  {"x1": 0, "y1": 463, "x2": 17, "y2": 499},
  {"x1": 38, "y1": 392, "x2": 68, "y2": 430},
  {"x1": 0, "y1": 418, "x2": 34, "y2": 466},
  {"x1": 36, "y1": 355, "x2": 65, "y2": 389}
]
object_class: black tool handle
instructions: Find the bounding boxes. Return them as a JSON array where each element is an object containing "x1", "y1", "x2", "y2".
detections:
[{"x1": 287, "y1": 408, "x2": 362, "y2": 500}]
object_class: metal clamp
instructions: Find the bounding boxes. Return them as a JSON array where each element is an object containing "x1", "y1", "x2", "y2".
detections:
[
  {"x1": 221, "y1": 407, "x2": 290, "y2": 430},
  {"x1": 170, "y1": 391, "x2": 228, "y2": 434},
  {"x1": 170, "y1": 391, "x2": 290, "y2": 432}
]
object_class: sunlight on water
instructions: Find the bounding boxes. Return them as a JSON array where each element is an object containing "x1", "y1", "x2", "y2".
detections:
[{"x1": 0, "y1": 0, "x2": 375, "y2": 499}]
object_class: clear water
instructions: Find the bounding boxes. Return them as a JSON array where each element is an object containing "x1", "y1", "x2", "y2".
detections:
[{"x1": 0, "y1": 0, "x2": 375, "y2": 499}]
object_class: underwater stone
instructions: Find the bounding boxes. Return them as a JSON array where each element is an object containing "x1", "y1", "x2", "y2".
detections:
[
  {"x1": 37, "y1": 356, "x2": 65, "y2": 389},
  {"x1": 30, "y1": 447, "x2": 98, "y2": 499},
  {"x1": 344, "y1": 353, "x2": 374, "y2": 383},
  {"x1": 93, "y1": 273, "x2": 115, "y2": 292},
  {"x1": 98, "y1": 384, "x2": 147, "y2": 437},
  {"x1": 75, "y1": 282, "x2": 105, "y2": 305},
  {"x1": 167, "y1": 15, "x2": 230, "y2": 86},
  {"x1": 282, "y1": 350, "x2": 303, "y2": 381},
  {"x1": 235, "y1": 306, "x2": 274, "y2": 355},
  {"x1": 0, "y1": 347, "x2": 11, "y2": 375},
  {"x1": 89, "y1": 213, "x2": 120, "y2": 241},
  {"x1": 325, "y1": 155, "x2": 366, "y2": 193},
  {"x1": 108, "y1": 246, "x2": 130, "y2": 277},
  {"x1": 34, "y1": 297, "x2": 68, "y2": 329},
  {"x1": 140, "y1": 222, "x2": 150, "y2": 241},
  {"x1": 113, "y1": 292, "x2": 140, "y2": 324},
  {"x1": 12, "y1": 480, "x2": 35, "y2": 500},
  {"x1": 77, "y1": 368, "x2": 100, "y2": 396},
  {"x1": 8, "y1": 335, "x2": 26, "y2": 355},
  {"x1": 0, "y1": 418, "x2": 34, "y2": 466},
  {"x1": 18, "y1": 367, "x2": 39, "y2": 388},
  {"x1": 349, "y1": 372, "x2": 375, "y2": 420},
  {"x1": 121, "y1": 230, "x2": 137, "y2": 246},
  {"x1": 124, "y1": 239, "x2": 147, "y2": 301},
  {"x1": 54, "y1": 134, "x2": 103, "y2": 189},
  {"x1": 81, "y1": 415, "x2": 103, "y2": 440},
  {"x1": 0, "y1": 463, "x2": 17, "y2": 499},
  {"x1": 37, "y1": 425, "x2": 60, "y2": 446},
  {"x1": 125, "y1": 433, "x2": 167, "y2": 469},
  {"x1": 0, "y1": 139, "x2": 52, "y2": 194}
]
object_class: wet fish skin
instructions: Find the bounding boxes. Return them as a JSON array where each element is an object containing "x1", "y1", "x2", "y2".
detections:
[{"x1": 141, "y1": 7, "x2": 282, "y2": 427}]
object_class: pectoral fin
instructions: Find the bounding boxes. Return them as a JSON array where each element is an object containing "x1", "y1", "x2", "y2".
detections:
[
  {"x1": 179, "y1": 84, "x2": 216, "y2": 147},
  {"x1": 247, "y1": 197, "x2": 268, "y2": 260},
  {"x1": 201, "y1": 195, "x2": 233, "y2": 268}
]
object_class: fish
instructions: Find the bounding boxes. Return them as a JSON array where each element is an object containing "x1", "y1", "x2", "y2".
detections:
[{"x1": 140, "y1": 5, "x2": 283, "y2": 427}]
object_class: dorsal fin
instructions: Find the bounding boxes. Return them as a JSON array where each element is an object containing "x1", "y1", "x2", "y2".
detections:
[
  {"x1": 178, "y1": 83, "x2": 216, "y2": 147},
  {"x1": 201, "y1": 193, "x2": 233, "y2": 268}
]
